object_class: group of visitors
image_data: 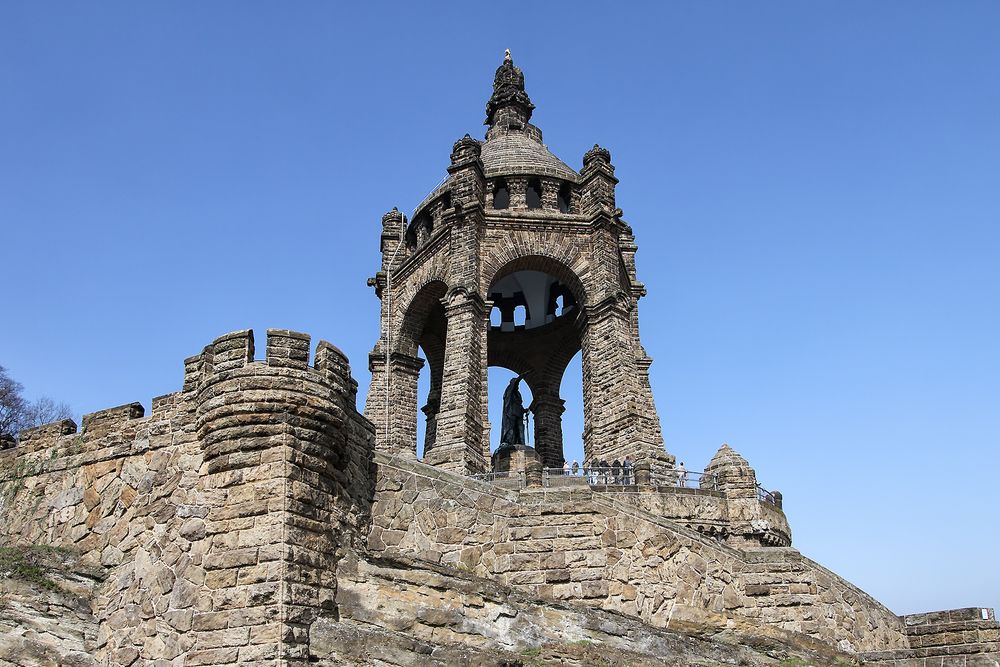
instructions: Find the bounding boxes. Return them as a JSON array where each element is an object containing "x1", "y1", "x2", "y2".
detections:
[
  {"x1": 560, "y1": 456, "x2": 635, "y2": 485},
  {"x1": 553, "y1": 458, "x2": 694, "y2": 489}
]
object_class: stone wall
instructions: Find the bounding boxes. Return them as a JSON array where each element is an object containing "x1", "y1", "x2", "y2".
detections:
[
  {"x1": 368, "y1": 453, "x2": 910, "y2": 653},
  {"x1": 0, "y1": 328, "x2": 374, "y2": 666},
  {"x1": 0, "y1": 328, "x2": 993, "y2": 666},
  {"x1": 863, "y1": 608, "x2": 1000, "y2": 667},
  {"x1": 316, "y1": 546, "x2": 861, "y2": 667}
]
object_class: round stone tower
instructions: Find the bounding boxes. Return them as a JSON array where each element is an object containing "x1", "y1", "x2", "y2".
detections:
[{"x1": 365, "y1": 52, "x2": 673, "y2": 475}]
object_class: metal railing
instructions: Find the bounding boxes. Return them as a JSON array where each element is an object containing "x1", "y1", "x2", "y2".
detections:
[
  {"x1": 651, "y1": 470, "x2": 718, "y2": 491},
  {"x1": 466, "y1": 466, "x2": 773, "y2": 502},
  {"x1": 468, "y1": 470, "x2": 525, "y2": 487},
  {"x1": 757, "y1": 484, "x2": 778, "y2": 505},
  {"x1": 543, "y1": 465, "x2": 639, "y2": 487}
]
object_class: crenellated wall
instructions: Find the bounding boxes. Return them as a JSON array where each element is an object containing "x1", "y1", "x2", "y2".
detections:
[{"x1": 0, "y1": 328, "x2": 374, "y2": 667}]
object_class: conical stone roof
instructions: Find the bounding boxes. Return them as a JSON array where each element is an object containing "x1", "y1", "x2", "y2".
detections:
[{"x1": 479, "y1": 131, "x2": 579, "y2": 182}]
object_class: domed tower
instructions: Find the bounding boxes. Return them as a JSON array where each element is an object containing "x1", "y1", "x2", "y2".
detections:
[{"x1": 365, "y1": 52, "x2": 673, "y2": 475}]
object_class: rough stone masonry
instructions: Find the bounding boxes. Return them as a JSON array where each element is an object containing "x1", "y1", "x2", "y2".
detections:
[{"x1": 0, "y1": 54, "x2": 996, "y2": 666}]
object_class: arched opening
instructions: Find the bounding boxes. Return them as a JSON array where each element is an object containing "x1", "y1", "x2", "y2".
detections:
[
  {"x1": 557, "y1": 182, "x2": 572, "y2": 213},
  {"x1": 513, "y1": 304, "x2": 527, "y2": 327},
  {"x1": 492, "y1": 178, "x2": 510, "y2": 209},
  {"x1": 393, "y1": 281, "x2": 447, "y2": 459},
  {"x1": 486, "y1": 256, "x2": 586, "y2": 469},
  {"x1": 526, "y1": 178, "x2": 542, "y2": 209}
]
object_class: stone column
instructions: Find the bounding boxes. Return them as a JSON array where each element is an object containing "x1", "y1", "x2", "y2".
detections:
[
  {"x1": 421, "y1": 390, "x2": 440, "y2": 455},
  {"x1": 426, "y1": 291, "x2": 488, "y2": 474},
  {"x1": 525, "y1": 458, "x2": 543, "y2": 488},
  {"x1": 581, "y1": 297, "x2": 646, "y2": 465},
  {"x1": 634, "y1": 460, "x2": 651, "y2": 486},
  {"x1": 387, "y1": 352, "x2": 424, "y2": 457},
  {"x1": 540, "y1": 178, "x2": 560, "y2": 211},
  {"x1": 530, "y1": 389, "x2": 565, "y2": 469},
  {"x1": 507, "y1": 176, "x2": 528, "y2": 210}
]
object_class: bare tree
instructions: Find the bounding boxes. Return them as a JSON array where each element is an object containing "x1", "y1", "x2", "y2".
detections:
[{"x1": 0, "y1": 366, "x2": 73, "y2": 446}]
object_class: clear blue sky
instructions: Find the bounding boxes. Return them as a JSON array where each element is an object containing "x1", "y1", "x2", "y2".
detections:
[{"x1": 1, "y1": 2, "x2": 997, "y2": 616}]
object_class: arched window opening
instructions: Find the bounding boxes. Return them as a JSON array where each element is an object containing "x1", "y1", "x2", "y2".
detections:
[
  {"x1": 440, "y1": 192, "x2": 451, "y2": 211},
  {"x1": 557, "y1": 182, "x2": 572, "y2": 213},
  {"x1": 486, "y1": 259, "x2": 586, "y2": 471},
  {"x1": 405, "y1": 226, "x2": 417, "y2": 250},
  {"x1": 513, "y1": 304, "x2": 527, "y2": 327},
  {"x1": 489, "y1": 306, "x2": 502, "y2": 328},
  {"x1": 493, "y1": 179, "x2": 510, "y2": 209},
  {"x1": 526, "y1": 178, "x2": 542, "y2": 209}
]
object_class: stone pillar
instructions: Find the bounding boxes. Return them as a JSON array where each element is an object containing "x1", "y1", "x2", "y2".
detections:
[
  {"x1": 387, "y1": 353, "x2": 424, "y2": 457},
  {"x1": 634, "y1": 460, "x2": 651, "y2": 486},
  {"x1": 530, "y1": 389, "x2": 565, "y2": 469},
  {"x1": 421, "y1": 391, "x2": 440, "y2": 454},
  {"x1": 365, "y1": 207, "x2": 408, "y2": 445},
  {"x1": 581, "y1": 297, "x2": 647, "y2": 464},
  {"x1": 540, "y1": 178, "x2": 560, "y2": 211},
  {"x1": 579, "y1": 144, "x2": 617, "y2": 214},
  {"x1": 507, "y1": 176, "x2": 528, "y2": 210},
  {"x1": 525, "y1": 458, "x2": 543, "y2": 488},
  {"x1": 427, "y1": 291, "x2": 488, "y2": 474},
  {"x1": 424, "y1": 135, "x2": 488, "y2": 475}
]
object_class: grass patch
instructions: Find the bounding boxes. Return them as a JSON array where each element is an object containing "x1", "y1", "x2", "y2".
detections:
[
  {"x1": 520, "y1": 647, "x2": 541, "y2": 657},
  {"x1": 0, "y1": 545, "x2": 70, "y2": 591}
]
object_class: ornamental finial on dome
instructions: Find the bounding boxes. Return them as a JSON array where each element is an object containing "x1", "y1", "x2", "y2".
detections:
[{"x1": 485, "y1": 50, "x2": 535, "y2": 126}]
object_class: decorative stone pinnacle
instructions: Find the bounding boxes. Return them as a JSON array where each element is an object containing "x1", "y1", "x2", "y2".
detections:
[
  {"x1": 485, "y1": 52, "x2": 535, "y2": 126},
  {"x1": 381, "y1": 207, "x2": 404, "y2": 231},
  {"x1": 583, "y1": 144, "x2": 612, "y2": 166},
  {"x1": 451, "y1": 134, "x2": 482, "y2": 164}
]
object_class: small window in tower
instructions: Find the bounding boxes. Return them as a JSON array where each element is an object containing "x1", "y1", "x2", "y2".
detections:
[
  {"x1": 489, "y1": 306, "x2": 502, "y2": 328},
  {"x1": 557, "y1": 182, "x2": 572, "y2": 213},
  {"x1": 441, "y1": 192, "x2": 451, "y2": 211},
  {"x1": 526, "y1": 178, "x2": 542, "y2": 209},
  {"x1": 493, "y1": 179, "x2": 510, "y2": 209},
  {"x1": 513, "y1": 304, "x2": 527, "y2": 327},
  {"x1": 555, "y1": 294, "x2": 564, "y2": 317}
]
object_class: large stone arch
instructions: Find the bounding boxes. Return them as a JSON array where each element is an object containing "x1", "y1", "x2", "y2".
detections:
[
  {"x1": 379, "y1": 280, "x2": 448, "y2": 459},
  {"x1": 481, "y1": 235, "x2": 590, "y2": 306},
  {"x1": 484, "y1": 255, "x2": 587, "y2": 468}
]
